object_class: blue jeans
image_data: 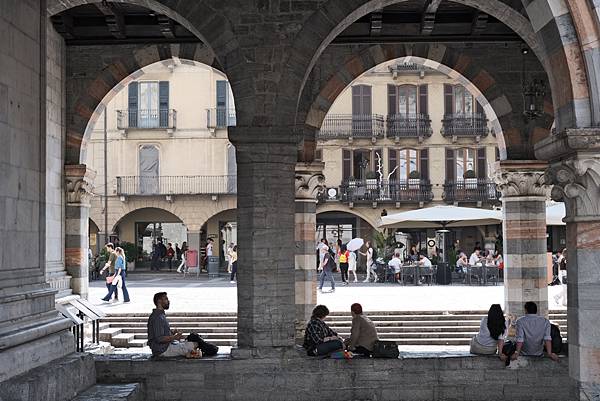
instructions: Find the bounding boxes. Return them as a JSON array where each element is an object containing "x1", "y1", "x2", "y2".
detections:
[
  {"x1": 103, "y1": 271, "x2": 130, "y2": 302},
  {"x1": 314, "y1": 339, "x2": 344, "y2": 356},
  {"x1": 319, "y1": 269, "x2": 335, "y2": 290}
]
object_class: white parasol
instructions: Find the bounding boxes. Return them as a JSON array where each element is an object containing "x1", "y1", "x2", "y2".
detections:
[{"x1": 346, "y1": 238, "x2": 364, "y2": 251}]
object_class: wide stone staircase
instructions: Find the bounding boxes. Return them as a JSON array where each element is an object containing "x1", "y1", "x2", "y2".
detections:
[{"x1": 99, "y1": 310, "x2": 567, "y2": 348}]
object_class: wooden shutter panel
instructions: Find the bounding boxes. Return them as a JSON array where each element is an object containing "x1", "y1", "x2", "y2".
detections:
[
  {"x1": 419, "y1": 85, "x2": 428, "y2": 116},
  {"x1": 128, "y1": 82, "x2": 138, "y2": 128},
  {"x1": 476, "y1": 100, "x2": 484, "y2": 115},
  {"x1": 362, "y1": 85, "x2": 372, "y2": 115},
  {"x1": 352, "y1": 86, "x2": 361, "y2": 116},
  {"x1": 477, "y1": 148, "x2": 487, "y2": 179},
  {"x1": 216, "y1": 80, "x2": 228, "y2": 126},
  {"x1": 343, "y1": 149, "x2": 352, "y2": 180},
  {"x1": 388, "y1": 85, "x2": 397, "y2": 115},
  {"x1": 445, "y1": 148, "x2": 455, "y2": 182},
  {"x1": 420, "y1": 149, "x2": 429, "y2": 180},
  {"x1": 444, "y1": 84, "x2": 453, "y2": 116},
  {"x1": 388, "y1": 149, "x2": 397, "y2": 181},
  {"x1": 159, "y1": 81, "x2": 169, "y2": 127}
]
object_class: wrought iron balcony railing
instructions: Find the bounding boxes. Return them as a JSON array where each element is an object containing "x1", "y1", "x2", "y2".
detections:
[
  {"x1": 206, "y1": 107, "x2": 237, "y2": 129},
  {"x1": 441, "y1": 113, "x2": 488, "y2": 137},
  {"x1": 318, "y1": 114, "x2": 385, "y2": 139},
  {"x1": 442, "y1": 179, "x2": 500, "y2": 203},
  {"x1": 319, "y1": 179, "x2": 433, "y2": 204},
  {"x1": 386, "y1": 113, "x2": 433, "y2": 138},
  {"x1": 116, "y1": 175, "x2": 237, "y2": 196},
  {"x1": 116, "y1": 109, "x2": 177, "y2": 130}
]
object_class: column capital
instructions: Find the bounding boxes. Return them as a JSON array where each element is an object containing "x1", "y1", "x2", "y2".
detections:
[
  {"x1": 492, "y1": 160, "x2": 550, "y2": 198},
  {"x1": 295, "y1": 162, "x2": 325, "y2": 200},
  {"x1": 65, "y1": 164, "x2": 96, "y2": 205},
  {"x1": 546, "y1": 154, "x2": 600, "y2": 220}
]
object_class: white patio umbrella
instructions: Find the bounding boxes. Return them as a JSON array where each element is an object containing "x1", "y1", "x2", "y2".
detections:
[
  {"x1": 378, "y1": 205, "x2": 502, "y2": 229},
  {"x1": 346, "y1": 238, "x2": 364, "y2": 251},
  {"x1": 546, "y1": 202, "x2": 566, "y2": 226}
]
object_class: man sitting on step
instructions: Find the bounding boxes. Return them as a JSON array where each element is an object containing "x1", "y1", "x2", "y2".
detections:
[{"x1": 147, "y1": 292, "x2": 202, "y2": 358}]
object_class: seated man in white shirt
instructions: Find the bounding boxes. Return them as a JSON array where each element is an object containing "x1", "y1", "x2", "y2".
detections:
[
  {"x1": 418, "y1": 253, "x2": 432, "y2": 267},
  {"x1": 388, "y1": 253, "x2": 402, "y2": 283},
  {"x1": 469, "y1": 249, "x2": 481, "y2": 266},
  {"x1": 512, "y1": 301, "x2": 558, "y2": 362}
]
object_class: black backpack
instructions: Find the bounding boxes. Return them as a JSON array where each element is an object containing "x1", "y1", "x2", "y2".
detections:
[
  {"x1": 372, "y1": 340, "x2": 399, "y2": 358},
  {"x1": 550, "y1": 323, "x2": 562, "y2": 354}
]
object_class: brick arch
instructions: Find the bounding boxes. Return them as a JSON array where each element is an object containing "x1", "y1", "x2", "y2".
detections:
[
  {"x1": 186, "y1": 199, "x2": 238, "y2": 232},
  {"x1": 71, "y1": 53, "x2": 220, "y2": 164},
  {"x1": 317, "y1": 204, "x2": 379, "y2": 233},
  {"x1": 47, "y1": 0, "x2": 243, "y2": 164},
  {"x1": 302, "y1": 46, "x2": 553, "y2": 160},
  {"x1": 288, "y1": 0, "x2": 591, "y2": 141}
]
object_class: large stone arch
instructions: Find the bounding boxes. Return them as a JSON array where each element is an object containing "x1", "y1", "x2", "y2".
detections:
[
  {"x1": 316, "y1": 203, "x2": 379, "y2": 232},
  {"x1": 300, "y1": 46, "x2": 552, "y2": 160},
  {"x1": 47, "y1": 0, "x2": 243, "y2": 164},
  {"x1": 287, "y1": 0, "x2": 593, "y2": 139}
]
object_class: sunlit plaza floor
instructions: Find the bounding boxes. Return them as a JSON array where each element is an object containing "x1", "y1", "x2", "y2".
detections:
[{"x1": 89, "y1": 271, "x2": 568, "y2": 314}]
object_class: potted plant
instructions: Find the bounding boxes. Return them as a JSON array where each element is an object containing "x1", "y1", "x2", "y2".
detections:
[{"x1": 120, "y1": 241, "x2": 137, "y2": 271}]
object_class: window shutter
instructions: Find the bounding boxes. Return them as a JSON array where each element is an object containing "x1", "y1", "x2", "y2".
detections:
[
  {"x1": 388, "y1": 85, "x2": 397, "y2": 115},
  {"x1": 362, "y1": 85, "x2": 372, "y2": 115},
  {"x1": 477, "y1": 148, "x2": 487, "y2": 179},
  {"x1": 476, "y1": 100, "x2": 484, "y2": 115},
  {"x1": 419, "y1": 85, "x2": 428, "y2": 116},
  {"x1": 216, "y1": 80, "x2": 228, "y2": 127},
  {"x1": 444, "y1": 84, "x2": 453, "y2": 116},
  {"x1": 158, "y1": 81, "x2": 169, "y2": 127},
  {"x1": 420, "y1": 149, "x2": 429, "y2": 180},
  {"x1": 343, "y1": 149, "x2": 352, "y2": 180},
  {"x1": 388, "y1": 149, "x2": 397, "y2": 181},
  {"x1": 315, "y1": 149, "x2": 323, "y2": 162},
  {"x1": 128, "y1": 82, "x2": 138, "y2": 128},
  {"x1": 445, "y1": 148, "x2": 455, "y2": 182},
  {"x1": 352, "y1": 86, "x2": 361, "y2": 116}
]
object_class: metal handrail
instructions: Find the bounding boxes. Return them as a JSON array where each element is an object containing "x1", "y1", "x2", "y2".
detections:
[
  {"x1": 116, "y1": 175, "x2": 237, "y2": 196},
  {"x1": 206, "y1": 107, "x2": 237, "y2": 128},
  {"x1": 441, "y1": 113, "x2": 488, "y2": 137},
  {"x1": 318, "y1": 114, "x2": 385, "y2": 139},
  {"x1": 442, "y1": 179, "x2": 500, "y2": 203},
  {"x1": 116, "y1": 109, "x2": 177, "y2": 130},
  {"x1": 386, "y1": 113, "x2": 433, "y2": 138},
  {"x1": 321, "y1": 179, "x2": 433, "y2": 203}
]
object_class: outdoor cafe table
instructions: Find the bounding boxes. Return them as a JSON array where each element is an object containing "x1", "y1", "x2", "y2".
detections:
[{"x1": 401, "y1": 264, "x2": 420, "y2": 286}]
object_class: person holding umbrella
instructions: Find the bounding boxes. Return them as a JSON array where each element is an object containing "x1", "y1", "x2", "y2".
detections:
[{"x1": 347, "y1": 238, "x2": 364, "y2": 284}]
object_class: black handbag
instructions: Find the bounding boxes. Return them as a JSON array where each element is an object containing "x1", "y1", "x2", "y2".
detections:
[
  {"x1": 186, "y1": 332, "x2": 219, "y2": 357},
  {"x1": 371, "y1": 340, "x2": 399, "y2": 358},
  {"x1": 502, "y1": 340, "x2": 517, "y2": 366}
]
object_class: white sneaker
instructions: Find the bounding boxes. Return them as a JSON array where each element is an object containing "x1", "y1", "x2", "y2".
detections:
[
  {"x1": 230, "y1": 280, "x2": 236, "y2": 284},
  {"x1": 354, "y1": 279, "x2": 358, "y2": 283}
]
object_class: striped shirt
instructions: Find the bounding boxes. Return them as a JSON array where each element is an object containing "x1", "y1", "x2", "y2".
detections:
[
  {"x1": 147, "y1": 309, "x2": 171, "y2": 355},
  {"x1": 303, "y1": 317, "x2": 337, "y2": 352}
]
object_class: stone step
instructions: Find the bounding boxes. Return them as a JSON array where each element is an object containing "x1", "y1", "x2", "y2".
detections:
[
  {"x1": 119, "y1": 326, "x2": 237, "y2": 333},
  {"x1": 128, "y1": 339, "x2": 148, "y2": 347},
  {"x1": 99, "y1": 327, "x2": 122, "y2": 342},
  {"x1": 72, "y1": 383, "x2": 142, "y2": 401},
  {"x1": 111, "y1": 333, "x2": 135, "y2": 347}
]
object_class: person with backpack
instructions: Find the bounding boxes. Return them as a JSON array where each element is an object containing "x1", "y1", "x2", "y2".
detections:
[
  {"x1": 338, "y1": 244, "x2": 350, "y2": 285},
  {"x1": 318, "y1": 245, "x2": 336, "y2": 293}
]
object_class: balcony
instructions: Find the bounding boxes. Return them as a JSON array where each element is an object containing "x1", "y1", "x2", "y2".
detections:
[
  {"x1": 319, "y1": 179, "x2": 433, "y2": 205},
  {"x1": 441, "y1": 113, "x2": 488, "y2": 141},
  {"x1": 386, "y1": 113, "x2": 432, "y2": 141},
  {"x1": 443, "y1": 179, "x2": 500, "y2": 204},
  {"x1": 116, "y1": 109, "x2": 177, "y2": 135},
  {"x1": 116, "y1": 175, "x2": 237, "y2": 196},
  {"x1": 318, "y1": 114, "x2": 385, "y2": 140},
  {"x1": 206, "y1": 107, "x2": 237, "y2": 129}
]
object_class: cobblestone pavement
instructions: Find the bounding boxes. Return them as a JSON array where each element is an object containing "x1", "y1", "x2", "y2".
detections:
[{"x1": 89, "y1": 271, "x2": 568, "y2": 314}]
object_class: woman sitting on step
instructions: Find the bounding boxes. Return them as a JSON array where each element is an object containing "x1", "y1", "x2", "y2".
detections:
[
  {"x1": 303, "y1": 305, "x2": 343, "y2": 356},
  {"x1": 470, "y1": 304, "x2": 510, "y2": 362}
]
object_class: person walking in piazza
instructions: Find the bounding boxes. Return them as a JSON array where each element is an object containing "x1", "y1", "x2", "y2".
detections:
[
  {"x1": 166, "y1": 242, "x2": 175, "y2": 271},
  {"x1": 229, "y1": 245, "x2": 238, "y2": 283},
  {"x1": 99, "y1": 243, "x2": 118, "y2": 301},
  {"x1": 348, "y1": 249, "x2": 358, "y2": 283},
  {"x1": 226, "y1": 242, "x2": 234, "y2": 274},
  {"x1": 554, "y1": 248, "x2": 568, "y2": 306},
  {"x1": 102, "y1": 246, "x2": 130, "y2": 303},
  {"x1": 176, "y1": 241, "x2": 188, "y2": 274},
  {"x1": 338, "y1": 244, "x2": 350, "y2": 285},
  {"x1": 360, "y1": 241, "x2": 376, "y2": 282},
  {"x1": 318, "y1": 245, "x2": 336, "y2": 293}
]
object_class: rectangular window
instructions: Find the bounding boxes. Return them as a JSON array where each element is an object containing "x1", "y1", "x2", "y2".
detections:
[
  {"x1": 216, "y1": 80, "x2": 229, "y2": 127},
  {"x1": 455, "y1": 148, "x2": 476, "y2": 181},
  {"x1": 453, "y1": 85, "x2": 473, "y2": 115},
  {"x1": 397, "y1": 148, "x2": 419, "y2": 180},
  {"x1": 342, "y1": 149, "x2": 352, "y2": 180},
  {"x1": 138, "y1": 81, "x2": 159, "y2": 128},
  {"x1": 315, "y1": 149, "x2": 323, "y2": 162}
]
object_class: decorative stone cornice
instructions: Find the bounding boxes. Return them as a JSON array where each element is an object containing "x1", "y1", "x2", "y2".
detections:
[
  {"x1": 492, "y1": 160, "x2": 550, "y2": 198},
  {"x1": 295, "y1": 162, "x2": 325, "y2": 200},
  {"x1": 65, "y1": 164, "x2": 96, "y2": 205},
  {"x1": 545, "y1": 155, "x2": 600, "y2": 220},
  {"x1": 535, "y1": 128, "x2": 600, "y2": 161}
]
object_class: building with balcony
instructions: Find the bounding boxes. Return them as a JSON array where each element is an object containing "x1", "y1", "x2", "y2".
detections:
[
  {"x1": 315, "y1": 59, "x2": 499, "y2": 251},
  {"x1": 85, "y1": 60, "x2": 237, "y2": 267}
]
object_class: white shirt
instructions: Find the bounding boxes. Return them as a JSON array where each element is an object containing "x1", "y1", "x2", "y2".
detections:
[
  {"x1": 366, "y1": 248, "x2": 373, "y2": 265},
  {"x1": 388, "y1": 257, "x2": 402, "y2": 273},
  {"x1": 420, "y1": 257, "x2": 432, "y2": 267},
  {"x1": 475, "y1": 317, "x2": 508, "y2": 348},
  {"x1": 206, "y1": 243, "x2": 213, "y2": 256},
  {"x1": 469, "y1": 253, "x2": 480, "y2": 266}
]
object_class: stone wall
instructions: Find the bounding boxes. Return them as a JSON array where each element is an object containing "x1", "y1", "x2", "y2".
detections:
[
  {"x1": 46, "y1": 21, "x2": 69, "y2": 296},
  {"x1": 95, "y1": 354, "x2": 575, "y2": 401}
]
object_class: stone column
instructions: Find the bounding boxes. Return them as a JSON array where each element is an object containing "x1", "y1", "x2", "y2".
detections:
[
  {"x1": 65, "y1": 164, "x2": 95, "y2": 298},
  {"x1": 229, "y1": 128, "x2": 298, "y2": 357},
  {"x1": 294, "y1": 162, "x2": 325, "y2": 343},
  {"x1": 493, "y1": 161, "x2": 550, "y2": 317},
  {"x1": 537, "y1": 128, "x2": 600, "y2": 399}
]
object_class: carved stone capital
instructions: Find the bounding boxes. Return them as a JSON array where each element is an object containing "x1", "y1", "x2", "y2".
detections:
[
  {"x1": 295, "y1": 162, "x2": 325, "y2": 200},
  {"x1": 545, "y1": 155, "x2": 600, "y2": 220},
  {"x1": 65, "y1": 164, "x2": 96, "y2": 205},
  {"x1": 492, "y1": 161, "x2": 550, "y2": 198}
]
